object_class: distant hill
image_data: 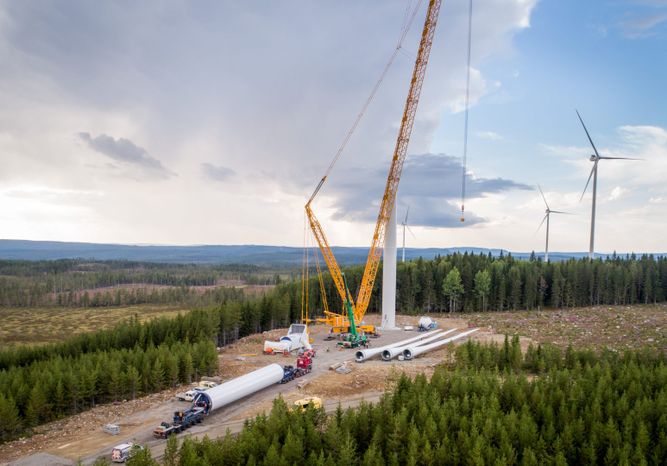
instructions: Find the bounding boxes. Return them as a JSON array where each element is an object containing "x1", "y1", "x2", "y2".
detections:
[{"x1": 0, "y1": 239, "x2": 648, "y2": 266}]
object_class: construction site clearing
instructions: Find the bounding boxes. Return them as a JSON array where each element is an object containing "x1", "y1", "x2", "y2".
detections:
[{"x1": 2, "y1": 314, "x2": 520, "y2": 466}]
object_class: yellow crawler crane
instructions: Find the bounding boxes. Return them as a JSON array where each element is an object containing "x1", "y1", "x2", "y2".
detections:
[{"x1": 305, "y1": 0, "x2": 443, "y2": 335}]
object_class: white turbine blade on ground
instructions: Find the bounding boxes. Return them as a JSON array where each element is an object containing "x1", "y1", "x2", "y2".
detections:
[
  {"x1": 537, "y1": 185, "x2": 550, "y2": 210},
  {"x1": 580, "y1": 161, "x2": 597, "y2": 201},
  {"x1": 576, "y1": 109, "x2": 601, "y2": 158}
]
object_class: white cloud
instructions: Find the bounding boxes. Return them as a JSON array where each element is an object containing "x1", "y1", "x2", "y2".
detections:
[
  {"x1": 0, "y1": 1, "x2": 539, "y2": 246},
  {"x1": 608, "y1": 186, "x2": 628, "y2": 201},
  {"x1": 475, "y1": 130, "x2": 504, "y2": 141}
]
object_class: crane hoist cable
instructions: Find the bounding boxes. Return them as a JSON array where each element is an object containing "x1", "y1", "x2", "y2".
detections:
[
  {"x1": 307, "y1": 0, "x2": 424, "y2": 204},
  {"x1": 306, "y1": 0, "x2": 442, "y2": 334},
  {"x1": 460, "y1": 0, "x2": 473, "y2": 222}
]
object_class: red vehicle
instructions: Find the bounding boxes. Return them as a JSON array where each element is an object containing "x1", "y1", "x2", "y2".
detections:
[{"x1": 295, "y1": 354, "x2": 313, "y2": 377}]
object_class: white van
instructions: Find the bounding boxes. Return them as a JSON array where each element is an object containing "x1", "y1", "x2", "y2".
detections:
[{"x1": 111, "y1": 443, "x2": 143, "y2": 463}]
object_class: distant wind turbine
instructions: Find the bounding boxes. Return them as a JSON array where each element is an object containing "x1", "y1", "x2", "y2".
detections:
[
  {"x1": 536, "y1": 185, "x2": 571, "y2": 262},
  {"x1": 401, "y1": 206, "x2": 416, "y2": 263},
  {"x1": 576, "y1": 110, "x2": 640, "y2": 259}
]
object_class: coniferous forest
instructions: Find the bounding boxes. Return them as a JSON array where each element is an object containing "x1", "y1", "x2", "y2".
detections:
[
  {"x1": 0, "y1": 290, "x2": 295, "y2": 441},
  {"x1": 306, "y1": 253, "x2": 667, "y2": 314},
  {"x1": 1, "y1": 253, "x2": 667, "y2": 447},
  {"x1": 128, "y1": 340, "x2": 667, "y2": 466}
]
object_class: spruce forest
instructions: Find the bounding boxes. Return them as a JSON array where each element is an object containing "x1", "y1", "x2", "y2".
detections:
[
  {"x1": 124, "y1": 340, "x2": 667, "y2": 466},
  {"x1": 1, "y1": 254, "x2": 666, "y2": 460}
]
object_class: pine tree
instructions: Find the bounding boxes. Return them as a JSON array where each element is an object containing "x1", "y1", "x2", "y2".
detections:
[
  {"x1": 163, "y1": 430, "x2": 178, "y2": 466},
  {"x1": 0, "y1": 394, "x2": 23, "y2": 442},
  {"x1": 25, "y1": 385, "x2": 48, "y2": 427}
]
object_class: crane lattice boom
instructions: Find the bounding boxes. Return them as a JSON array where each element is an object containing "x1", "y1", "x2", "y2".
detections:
[{"x1": 306, "y1": 0, "x2": 442, "y2": 332}]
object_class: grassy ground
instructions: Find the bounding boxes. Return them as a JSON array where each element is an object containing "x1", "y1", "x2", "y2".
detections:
[
  {"x1": 460, "y1": 303, "x2": 667, "y2": 353},
  {"x1": 0, "y1": 304, "x2": 188, "y2": 347}
]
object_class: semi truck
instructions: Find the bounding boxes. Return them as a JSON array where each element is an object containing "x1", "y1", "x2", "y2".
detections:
[
  {"x1": 154, "y1": 358, "x2": 314, "y2": 437},
  {"x1": 153, "y1": 407, "x2": 205, "y2": 438}
]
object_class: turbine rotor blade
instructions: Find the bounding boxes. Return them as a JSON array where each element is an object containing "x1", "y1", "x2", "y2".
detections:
[
  {"x1": 536, "y1": 213, "x2": 548, "y2": 233},
  {"x1": 550, "y1": 210, "x2": 574, "y2": 215},
  {"x1": 598, "y1": 156, "x2": 642, "y2": 160},
  {"x1": 580, "y1": 161, "x2": 597, "y2": 201},
  {"x1": 404, "y1": 205, "x2": 410, "y2": 224},
  {"x1": 406, "y1": 225, "x2": 417, "y2": 239},
  {"x1": 537, "y1": 185, "x2": 549, "y2": 210},
  {"x1": 576, "y1": 109, "x2": 601, "y2": 158}
]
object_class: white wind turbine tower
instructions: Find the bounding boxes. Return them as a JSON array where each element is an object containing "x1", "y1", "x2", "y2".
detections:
[
  {"x1": 400, "y1": 206, "x2": 416, "y2": 263},
  {"x1": 576, "y1": 110, "x2": 640, "y2": 259},
  {"x1": 536, "y1": 185, "x2": 571, "y2": 262}
]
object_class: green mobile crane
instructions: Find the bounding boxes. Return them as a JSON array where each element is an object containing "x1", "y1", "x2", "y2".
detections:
[{"x1": 337, "y1": 273, "x2": 368, "y2": 349}]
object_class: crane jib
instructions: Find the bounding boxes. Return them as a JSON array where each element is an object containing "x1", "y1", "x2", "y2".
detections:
[{"x1": 305, "y1": 0, "x2": 442, "y2": 331}]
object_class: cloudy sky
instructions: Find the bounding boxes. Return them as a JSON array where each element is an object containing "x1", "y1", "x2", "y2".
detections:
[{"x1": 1, "y1": 0, "x2": 665, "y2": 253}]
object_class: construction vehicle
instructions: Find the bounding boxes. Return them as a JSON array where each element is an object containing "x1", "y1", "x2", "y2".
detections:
[
  {"x1": 292, "y1": 396, "x2": 322, "y2": 412},
  {"x1": 280, "y1": 365, "x2": 298, "y2": 384},
  {"x1": 335, "y1": 273, "x2": 368, "y2": 349},
  {"x1": 196, "y1": 380, "x2": 218, "y2": 390},
  {"x1": 111, "y1": 443, "x2": 143, "y2": 463},
  {"x1": 304, "y1": 0, "x2": 443, "y2": 336},
  {"x1": 152, "y1": 407, "x2": 205, "y2": 436},
  {"x1": 173, "y1": 407, "x2": 205, "y2": 427},
  {"x1": 153, "y1": 421, "x2": 180, "y2": 439},
  {"x1": 295, "y1": 353, "x2": 313, "y2": 376}
]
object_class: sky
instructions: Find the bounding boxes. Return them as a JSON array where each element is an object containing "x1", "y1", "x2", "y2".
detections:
[{"x1": 0, "y1": 0, "x2": 666, "y2": 253}]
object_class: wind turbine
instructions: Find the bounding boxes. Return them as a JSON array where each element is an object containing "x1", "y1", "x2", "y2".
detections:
[
  {"x1": 576, "y1": 110, "x2": 640, "y2": 259},
  {"x1": 400, "y1": 206, "x2": 415, "y2": 263},
  {"x1": 536, "y1": 185, "x2": 570, "y2": 262}
]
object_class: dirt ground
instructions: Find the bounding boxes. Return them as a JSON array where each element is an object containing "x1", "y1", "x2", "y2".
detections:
[
  {"x1": 464, "y1": 303, "x2": 667, "y2": 353},
  {"x1": 0, "y1": 305, "x2": 187, "y2": 347},
  {"x1": 4, "y1": 304, "x2": 665, "y2": 464},
  {"x1": 2, "y1": 317, "x2": 479, "y2": 465}
]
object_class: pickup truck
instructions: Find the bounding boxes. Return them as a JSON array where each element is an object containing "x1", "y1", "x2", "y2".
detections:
[{"x1": 176, "y1": 386, "x2": 210, "y2": 402}]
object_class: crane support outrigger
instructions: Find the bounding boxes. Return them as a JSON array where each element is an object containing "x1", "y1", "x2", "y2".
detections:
[{"x1": 306, "y1": 0, "x2": 442, "y2": 335}]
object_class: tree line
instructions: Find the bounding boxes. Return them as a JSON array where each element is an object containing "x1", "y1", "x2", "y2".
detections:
[
  {"x1": 121, "y1": 341, "x2": 667, "y2": 466},
  {"x1": 0, "y1": 340, "x2": 218, "y2": 442},
  {"x1": 301, "y1": 253, "x2": 667, "y2": 314},
  {"x1": 0, "y1": 259, "x2": 282, "y2": 307},
  {"x1": 0, "y1": 285, "x2": 297, "y2": 442}
]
